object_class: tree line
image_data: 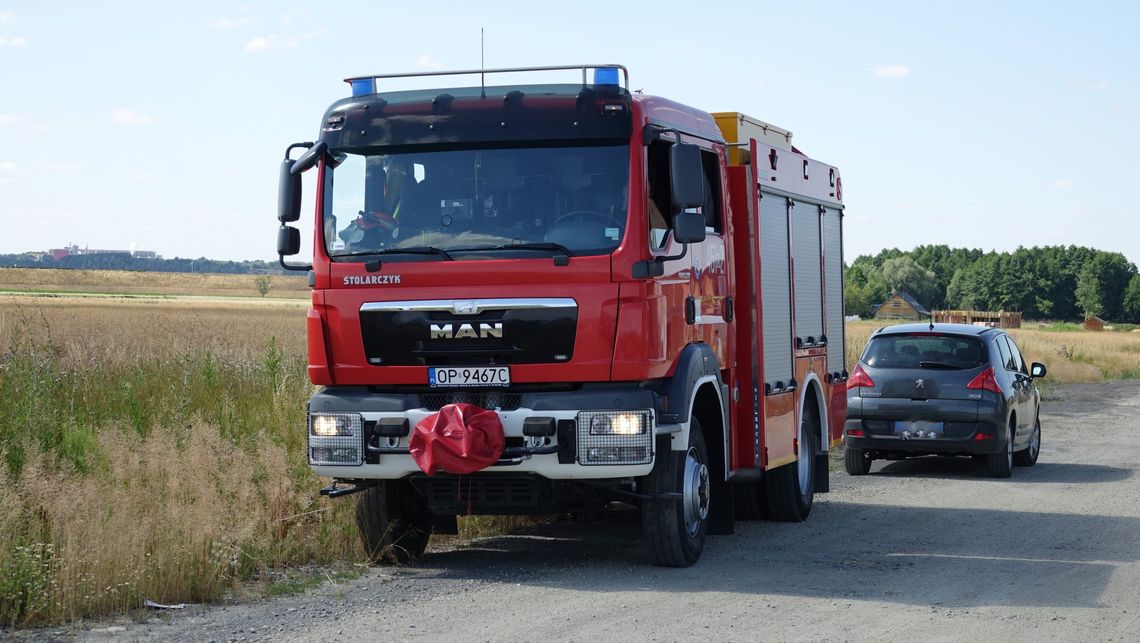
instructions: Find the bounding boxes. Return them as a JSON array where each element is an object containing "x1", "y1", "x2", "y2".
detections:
[
  {"x1": 0, "y1": 253, "x2": 286, "y2": 275},
  {"x1": 846, "y1": 245, "x2": 1140, "y2": 323}
]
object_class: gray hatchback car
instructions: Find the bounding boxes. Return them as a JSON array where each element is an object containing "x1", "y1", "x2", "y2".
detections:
[{"x1": 844, "y1": 323, "x2": 1046, "y2": 478}]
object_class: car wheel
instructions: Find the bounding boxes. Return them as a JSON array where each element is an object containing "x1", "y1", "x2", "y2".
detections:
[
  {"x1": 986, "y1": 419, "x2": 1014, "y2": 478},
  {"x1": 844, "y1": 446, "x2": 872, "y2": 476},
  {"x1": 355, "y1": 481, "x2": 433, "y2": 564},
  {"x1": 642, "y1": 419, "x2": 709, "y2": 567},
  {"x1": 1013, "y1": 417, "x2": 1041, "y2": 467}
]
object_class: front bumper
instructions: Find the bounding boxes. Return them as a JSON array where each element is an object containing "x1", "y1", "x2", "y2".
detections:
[{"x1": 307, "y1": 384, "x2": 670, "y2": 480}]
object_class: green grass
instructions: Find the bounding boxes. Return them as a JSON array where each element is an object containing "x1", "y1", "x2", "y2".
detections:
[{"x1": 0, "y1": 327, "x2": 360, "y2": 626}]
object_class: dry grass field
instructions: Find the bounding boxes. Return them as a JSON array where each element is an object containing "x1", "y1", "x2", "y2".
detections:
[
  {"x1": 0, "y1": 267, "x2": 310, "y2": 299},
  {"x1": 1, "y1": 276, "x2": 1138, "y2": 626}
]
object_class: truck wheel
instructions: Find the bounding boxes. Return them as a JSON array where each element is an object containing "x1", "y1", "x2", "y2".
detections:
[
  {"x1": 844, "y1": 446, "x2": 872, "y2": 476},
  {"x1": 355, "y1": 480, "x2": 433, "y2": 564},
  {"x1": 986, "y1": 419, "x2": 1014, "y2": 478},
  {"x1": 766, "y1": 401, "x2": 818, "y2": 522},
  {"x1": 642, "y1": 419, "x2": 709, "y2": 567},
  {"x1": 1013, "y1": 417, "x2": 1041, "y2": 467}
]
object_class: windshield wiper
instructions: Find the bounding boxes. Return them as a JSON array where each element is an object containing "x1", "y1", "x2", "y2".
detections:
[
  {"x1": 919, "y1": 361, "x2": 961, "y2": 370},
  {"x1": 332, "y1": 246, "x2": 454, "y2": 261},
  {"x1": 456, "y1": 242, "x2": 575, "y2": 257}
]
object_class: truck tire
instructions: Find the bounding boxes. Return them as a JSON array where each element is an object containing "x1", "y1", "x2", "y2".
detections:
[
  {"x1": 844, "y1": 446, "x2": 872, "y2": 476},
  {"x1": 765, "y1": 401, "x2": 818, "y2": 522},
  {"x1": 355, "y1": 480, "x2": 433, "y2": 564},
  {"x1": 1013, "y1": 417, "x2": 1041, "y2": 467},
  {"x1": 642, "y1": 419, "x2": 709, "y2": 567},
  {"x1": 986, "y1": 419, "x2": 1015, "y2": 478}
]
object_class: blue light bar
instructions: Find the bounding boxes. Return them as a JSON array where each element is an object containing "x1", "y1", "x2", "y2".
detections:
[
  {"x1": 593, "y1": 67, "x2": 619, "y2": 86},
  {"x1": 349, "y1": 78, "x2": 375, "y2": 97}
]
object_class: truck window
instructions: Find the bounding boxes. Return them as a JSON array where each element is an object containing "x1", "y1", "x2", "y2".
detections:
[
  {"x1": 646, "y1": 141, "x2": 722, "y2": 248},
  {"x1": 323, "y1": 144, "x2": 630, "y2": 260}
]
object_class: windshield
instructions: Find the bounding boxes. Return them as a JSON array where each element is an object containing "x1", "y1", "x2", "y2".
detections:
[
  {"x1": 323, "y1": 144, "x2": 629, "y2": 261},
  {"x1": 862, "y1": 334, "x2": 988, "y2": 370}
]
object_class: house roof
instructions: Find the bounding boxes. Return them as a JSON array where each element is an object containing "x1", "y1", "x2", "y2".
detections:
[{"x1": 871, "y1": 291, "x2": 930, "y2": 316}]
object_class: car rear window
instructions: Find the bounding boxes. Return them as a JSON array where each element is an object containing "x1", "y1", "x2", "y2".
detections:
[{"x1": 862, "y1": 334, "x2": 987, "y2": 370}]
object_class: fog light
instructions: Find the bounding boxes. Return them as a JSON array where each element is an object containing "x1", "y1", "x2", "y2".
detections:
[{"x1": 589, "y1": 412, "x2": 648, "y2": 436}]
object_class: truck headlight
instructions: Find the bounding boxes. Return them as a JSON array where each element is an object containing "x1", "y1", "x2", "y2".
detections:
[
  {"x1": 310, "y1": 413, "x2": 359, "y2": 437},
  {"x1": 577, "y1": 410, "x2": 653, "y2": 465},
  {"x1": 589, "y1": 412, "x2": 648, "y2": 436},
  {"x1": 308, "y1": 413, "x2": 363, "y2": 466}
]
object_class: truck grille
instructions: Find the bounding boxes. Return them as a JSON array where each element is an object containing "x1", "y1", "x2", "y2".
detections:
[{"x1": 421, "y1": 392, "x2": 522, "y2": 411}]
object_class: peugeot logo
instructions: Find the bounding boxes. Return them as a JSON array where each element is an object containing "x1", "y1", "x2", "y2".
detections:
[
  {"x1": 915, "y1": 379, "x2": 926, "y2": 390},
  {"x1": 430, "y1": 322, "x2": 503, "y2": 340}
]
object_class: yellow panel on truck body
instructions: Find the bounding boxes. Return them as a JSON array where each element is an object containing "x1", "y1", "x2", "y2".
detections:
[{"x1": 713, "y1": 112, "x2": 794, "y2": 165}]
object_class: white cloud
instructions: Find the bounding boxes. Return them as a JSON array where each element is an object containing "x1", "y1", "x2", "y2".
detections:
[
  {"x1": 211, "y1": 16, "x2": 249, "y2": 29},
  {"x1": 0, "y1": 113, "x2": 21, "y2": 125},
  {"x1": 245, "y1": 36, "x2": 275, "y2": 52},
  {"x1": 0, "y1": 161, "x2": 16, "y2": 186},
  {"x1": 415, "y1": 54, "x2": 443, "y2": 70},
  {"x1": 874, "y1": 64, "x2": 911, "y2": 79},
  {"x1": 47, "y1": 162, "x2": 80, "y2": 172},
  {"x1": 108, "y1": 108, "x2": 154, "y2": 125},
  {"x1": 0, "y1": 35, "x2": 29, "y2": 47},
  {"x1": 135, "y1": 172, "x2": 155, "y2": 183},
  {"x1": 0, "y1": 11, "x2": 14, "y2": 24},
  {"x1": 245, "y1": 28, "x2": 325, "y2": 53},
  {"x1": 1053, "y1": 179, "x2": 1074, "y2": 189}
]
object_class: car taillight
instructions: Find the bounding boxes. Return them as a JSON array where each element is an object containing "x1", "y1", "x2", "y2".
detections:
[
  {"x1": 967, "y1": 367, "x2": 1002, "y2": 394},
  {"x1": 849, "y1": 363, "x2": 874, "y2": 388}
]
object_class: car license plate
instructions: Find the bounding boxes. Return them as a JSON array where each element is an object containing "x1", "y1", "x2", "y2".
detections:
[
  {"x1": 428, "y1": 366, "x2": 510, "y2": 388},
  {"x1": 892, "y1": 420, "x2": 944, "y2": 439}
]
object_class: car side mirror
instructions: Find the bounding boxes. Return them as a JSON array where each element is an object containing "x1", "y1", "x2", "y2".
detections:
[{"x1": 1030, "y1": 362, "x2": 1047, "y2": 378}]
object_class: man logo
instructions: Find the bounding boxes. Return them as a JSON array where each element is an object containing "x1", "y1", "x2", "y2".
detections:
[{"x1": 430, "y1": 323, "x2": 504, "y2": 340}]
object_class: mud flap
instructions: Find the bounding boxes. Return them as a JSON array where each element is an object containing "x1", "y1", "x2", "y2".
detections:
[
  {"x1": 708, "y1": 479, "x2": 735, "y2": 535},
  {"x1": 814, "y1": 453, "x2": 830, "y2": 493},
  {"x1": 432, "y1": 514, "x2": 458, "y2": 535}
]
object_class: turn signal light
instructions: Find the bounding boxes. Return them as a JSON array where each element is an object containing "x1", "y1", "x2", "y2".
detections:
[
  {"x1": 848, "y1": 363, "x2": 875, "y2": 388},
  {"x1": 967, "y1": 367, "x2": 1003, "y2": 394}
]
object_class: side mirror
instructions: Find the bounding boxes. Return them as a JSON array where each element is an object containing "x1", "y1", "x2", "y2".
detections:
[
  {"x1": 277, "y1": 158, "x2": 302, "y2": 222},
  {"x1": 672, "y1": 212, "x2": 706, "y2": 244},
  {"x1": 669, "y1": 142, "x2": 704, "y2": 210},
  {"x1": 1030, "y1": 362, "x2": 1047, "y2": 378},
  {"x1": 277, "y1": 226, "x2": 301, "y2": 256}
]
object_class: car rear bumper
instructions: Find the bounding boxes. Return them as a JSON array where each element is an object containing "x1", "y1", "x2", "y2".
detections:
[{"x1": 845, "y1": 395, "x2": 1008, "y2": 456}]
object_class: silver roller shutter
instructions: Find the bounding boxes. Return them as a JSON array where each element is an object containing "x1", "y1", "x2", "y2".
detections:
[
  {"x1": 759, "y1": 192, "x2": 793, "y2": 387},
  {"x1": 791, "y1": 201, "x2": 823, "y2": 343},
  {"x1": 823, "y1": 207, "x2": 845, "y2": 374}
]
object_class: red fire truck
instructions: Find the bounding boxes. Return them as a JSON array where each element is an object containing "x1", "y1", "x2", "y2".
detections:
[{"x1": 276, "y1": 65, "x2": 847, "y2": 567}]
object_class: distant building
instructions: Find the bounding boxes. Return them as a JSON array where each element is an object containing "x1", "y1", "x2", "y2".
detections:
[
  {"x1": 933, "y1": 309, "x2": 1022, "y2": 329},
  {"x1": 1083, "y1": 316, "x2": 1106, "y2": 332},
  {"x1": 871, "y1": 291, "x2": 930, "y2": 321},
  {"x1": 48, "y1": 243, "x2": 161, "y2": 260}
]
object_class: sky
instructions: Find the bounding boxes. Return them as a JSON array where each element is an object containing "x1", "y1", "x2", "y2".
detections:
[{"x1": 1, "y1": 1, "x2": 1137, "y2": 265}]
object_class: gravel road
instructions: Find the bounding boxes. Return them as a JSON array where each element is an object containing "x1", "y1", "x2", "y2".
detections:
[{"x1": 19, "y1": 381, "x2": 1140, "y2": 642}]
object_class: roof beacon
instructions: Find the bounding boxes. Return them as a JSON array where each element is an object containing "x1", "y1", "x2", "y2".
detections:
[
  {"x1": 593, "y1": 66, "x2": 619, "y2": 86},
  {"x1": 349, "y1": 78, "x2": 375, "y2": 97}
]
